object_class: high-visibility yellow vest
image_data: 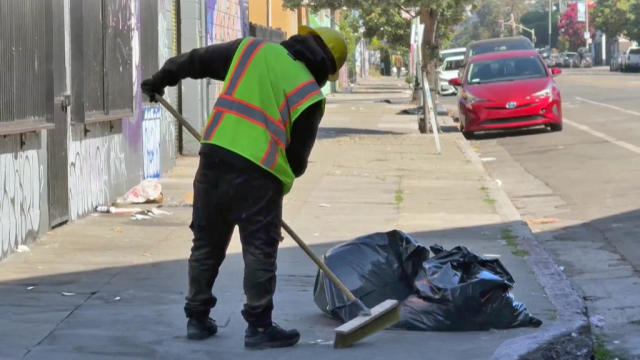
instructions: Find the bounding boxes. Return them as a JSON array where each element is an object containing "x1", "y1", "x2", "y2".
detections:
[{"x1": 201, "y1": 38, "x2": 324, "y2": 194}]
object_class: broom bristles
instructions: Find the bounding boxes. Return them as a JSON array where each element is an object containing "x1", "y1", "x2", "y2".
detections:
[{"x1": 333, "y1": 299, "x2": 400, "y2": 349}]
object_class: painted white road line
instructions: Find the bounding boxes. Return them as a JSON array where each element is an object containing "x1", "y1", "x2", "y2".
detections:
[
  {"x1": 564, "y1": 118, "x2": 640, "y2": 155},
  {"x1": 575, "y1": 96, "x2": 640, "y2": 117}
]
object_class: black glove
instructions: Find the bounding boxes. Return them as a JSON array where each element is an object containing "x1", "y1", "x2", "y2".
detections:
[{"x1": 141, "y1": 78, "x2": 164, "y2": 102}]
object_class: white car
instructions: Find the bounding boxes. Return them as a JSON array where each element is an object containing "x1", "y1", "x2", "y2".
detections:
[
  {"x1": 621, "y1": 47, "x2": 640, "y2": 72},
  {"x1": 438, "y1": 55, "x2": 465, "y2": 95}
]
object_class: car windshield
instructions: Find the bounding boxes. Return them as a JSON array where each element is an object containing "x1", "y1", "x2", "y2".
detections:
[
  {"x1": 470, "y1": 42, "x2": 532, "y2": 56},
  {"x1": 443, "y1": 59, "x2": 464, "y2": 71},
  {"x1": 467, "y1": 56, "x2": 546, "y2": 84}
]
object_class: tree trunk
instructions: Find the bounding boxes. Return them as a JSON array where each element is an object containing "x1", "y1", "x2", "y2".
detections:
[{"x1": 420, "y1": 6, "x2": 438, "y2": 89}]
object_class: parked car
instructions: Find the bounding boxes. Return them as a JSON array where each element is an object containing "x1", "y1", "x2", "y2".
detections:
[
  {"x1": 439, "y1": 47, "x2": 466, "y2": 62},
  {"x1": 546, "y1": 54, "x2": 560, "y2": 68},
  {"x1": 464, "y1": 36, "x2": 535, "y2": 65},
  {"x1": 438, "y1": 55, "x2": 465, "y2": 95},
  {"x1": 621, "y1": 47, "x2": 640, "y2": 72},
  {"x1": 448, "y1": 50, "x2": 562, "y2": 138},
  {"x1": 559, "y1": 52, "x2": 579, "y2": 67}
]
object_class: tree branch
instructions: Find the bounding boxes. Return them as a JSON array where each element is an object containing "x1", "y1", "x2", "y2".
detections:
[{"x1": 398, "y1": 4, "x2": 418, "y2": 19}]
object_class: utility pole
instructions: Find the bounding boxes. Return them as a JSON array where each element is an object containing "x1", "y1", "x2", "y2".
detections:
[
  {"x1": 548, "y1": 0, "x2": 552, "y2": 49},
  {"x1": 585, "y1": 0, "x2": 589, "y2": 48},
  {"x1": 266, "y1": 0, "x2": 271, "y2": 28}
]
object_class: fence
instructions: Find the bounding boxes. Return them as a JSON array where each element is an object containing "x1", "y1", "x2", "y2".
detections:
[{"x1": 249, "y1": 23, "x2": 285, "y2": 42}]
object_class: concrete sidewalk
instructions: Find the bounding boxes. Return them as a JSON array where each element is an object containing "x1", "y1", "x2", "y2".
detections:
[{"x1": 0, "y1": 77, "x2": 587, "y2": 360}]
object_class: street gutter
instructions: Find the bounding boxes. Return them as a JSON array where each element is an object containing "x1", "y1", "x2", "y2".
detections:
[{"x1": 456, "y1": 138, "x2": 593, "y2": 360}]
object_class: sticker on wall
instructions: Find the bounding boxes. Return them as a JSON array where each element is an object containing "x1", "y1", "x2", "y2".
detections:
[{"x1": 143, "y1": 106, "x2": 162, "y2": 179}]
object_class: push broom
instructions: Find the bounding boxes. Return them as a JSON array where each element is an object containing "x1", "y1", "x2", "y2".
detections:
[{"x1": 155, "y1": 95, "x2": 400, "y2": 348}]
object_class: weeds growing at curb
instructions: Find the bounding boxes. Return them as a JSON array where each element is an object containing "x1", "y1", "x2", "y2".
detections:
[
  {"x1": 480, "y1": 186, "x2": 496, "y2": 206},
  {"x1": 593, "y1": 335, "x2": 615, "y2": 360},
  {"x1": 501, "y1": 228, "x2": 529, "y2": 257},
  {"x1": 395, "y1": 189, "x2": 404, "y2": 205}
]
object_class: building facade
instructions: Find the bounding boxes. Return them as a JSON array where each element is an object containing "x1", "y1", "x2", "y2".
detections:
[
  {"x1": 0, "y1": 0, "x2": 249, "y2": 260},
  {"x1": 1, "y1": 0, "x2": 364, "y2": 261}
]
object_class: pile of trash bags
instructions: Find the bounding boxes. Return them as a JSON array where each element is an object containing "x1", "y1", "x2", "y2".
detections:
[{"x1": 313, "y1": 230, "x2": 542, "y2": 331}]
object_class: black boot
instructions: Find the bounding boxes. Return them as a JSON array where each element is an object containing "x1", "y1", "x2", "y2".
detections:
[
  {"x1": 244, "y1": 322, "x2": 300, "y2": 349},
  {"x1": 187, "y1": 317, "x2": 218, "y2": 340}
]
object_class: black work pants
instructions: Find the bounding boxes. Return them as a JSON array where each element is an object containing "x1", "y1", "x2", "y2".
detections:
[{"x1": 184, "y1": 148, "x2": 283, "y2": 328}]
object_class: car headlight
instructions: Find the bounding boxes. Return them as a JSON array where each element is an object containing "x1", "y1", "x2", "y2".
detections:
[
  {"x1": 533, "y1": 86, "x2": 552, "y2": 99},
  {"x1": 461, "y1": 89, "x2": 487, "y2": 105}
]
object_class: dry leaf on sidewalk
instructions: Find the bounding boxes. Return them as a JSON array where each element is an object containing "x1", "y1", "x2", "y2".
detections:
[
  {"x1": 183, "y1": 192, "x2": 194, "y2": 205},
  {"x1": 526, "y1": 218, "x2": 560, "y2": 226}
]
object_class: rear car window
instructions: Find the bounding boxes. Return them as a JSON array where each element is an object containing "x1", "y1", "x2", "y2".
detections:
[
  {"x1": 630, "y1": 48, "x2": 640, "y2": 55},
  {"x1": 470, "y1": 41, "x2": 533, "y2": 57},
  {"x1": 443, "y1": 59, "x2": 465, "y2": 71}
]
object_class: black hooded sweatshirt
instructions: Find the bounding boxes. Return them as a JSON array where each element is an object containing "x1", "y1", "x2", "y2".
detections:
[{"x1": 149, "y1": 35, "x2": 335, "y2": 178}]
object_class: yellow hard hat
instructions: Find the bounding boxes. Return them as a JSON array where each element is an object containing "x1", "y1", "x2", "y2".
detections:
[{"x1": 299, "y1": 25, "x2": 347, "y2": 81}]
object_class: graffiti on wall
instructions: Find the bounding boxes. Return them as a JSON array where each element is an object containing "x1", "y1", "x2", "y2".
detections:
[
  {"x1": 68, "y1": 124, "x2": 127, "y2": 220},
  {"x1": 143, "y1": 106, "x2": 162, "y2": 179},
  {"x1": 0, "y1": 134, "x2": 43, "y2": 258},
  {"x1": 205, "y1": 0, "x2": 248, "y2": 46}
]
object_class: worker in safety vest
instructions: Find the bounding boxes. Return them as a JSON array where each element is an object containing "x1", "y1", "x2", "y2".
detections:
[{"x1": 141, "y1": 27, "x2": 347, "y2": 349}]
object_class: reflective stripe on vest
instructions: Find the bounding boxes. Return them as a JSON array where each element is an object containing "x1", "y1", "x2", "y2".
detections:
[
  {"x1": 202, "y1": 39, "x2": 266, "y2": 141},
  {"x1": 261, "y1": 138, "x2": 280, "y2": 169},
  {"x1": 279, "y1": 79, "x2": 322, "y2": 128},
  {"x1": 224, "y1": 39, "x2": 265, "y2": 96},
  {"x1": 214, "y1": 95, "x2": 287, "y2": 148}
]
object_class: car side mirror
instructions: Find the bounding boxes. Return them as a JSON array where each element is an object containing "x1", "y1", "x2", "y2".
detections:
[
  {"x1": 551, "y1": 68, "x2": 562, "y2": 76},
  {"x1": 448, "y1": 78, "x2": 462, "y2": 86}
]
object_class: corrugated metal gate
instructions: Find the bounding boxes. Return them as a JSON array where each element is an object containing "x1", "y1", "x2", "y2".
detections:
[
  {"x1": 69, "y1": 0, "x2": 134, "y2": 123},
  {"x1": 0, "y1": 0, "x2": 50, "y2": 124},
  {"x1": 249, "y1": 23, "x2": 285, "y2": 42}
]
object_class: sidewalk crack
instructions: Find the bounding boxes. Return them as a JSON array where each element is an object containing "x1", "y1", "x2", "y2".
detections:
[{"x1": 21, "y1": 270, "x2": 121, "y2": 359}]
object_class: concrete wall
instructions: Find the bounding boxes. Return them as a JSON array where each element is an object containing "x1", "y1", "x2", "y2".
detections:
[
  {"x1": 1, "y1": 0, "x2": 179, "y2": 260},
  {"x1": 249, "y1": 0, "x2": 298, "y2": 37},
  {"x1": 0, "y1": 133, "x2": 48, "y2": 259}
]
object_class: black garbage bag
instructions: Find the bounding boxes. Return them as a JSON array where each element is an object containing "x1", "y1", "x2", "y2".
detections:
[
  {"x1": 313, "y1": 232, "x2": 542, "y2": 331},
  {"x1": 395, "y1": 245, "x2": 542, "y2": 331},
  {"x1": 313, "y1": 230, "x2": 428, "y2": 322}
]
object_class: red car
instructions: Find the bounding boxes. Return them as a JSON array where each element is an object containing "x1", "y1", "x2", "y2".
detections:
[{"x1": 449, "y1": 50, "x2": 563, "y2": 138}]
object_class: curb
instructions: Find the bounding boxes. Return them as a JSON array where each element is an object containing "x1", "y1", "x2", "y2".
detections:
[{"x1": 455, "y1": 138, "x2": 593, "y2": 360}]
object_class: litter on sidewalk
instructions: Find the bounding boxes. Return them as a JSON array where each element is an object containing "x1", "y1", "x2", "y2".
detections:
[
  {"x1": 16, "y1": 245, "x2": 31, "y2": 253},
  {"x1": 314, "y1": 230, "x2": 542, "y2": 331},
  {"x1": 115, "y1": 179, "x2": 163, "y2": 204},
  {"x1": 95, "y1": 206, "x2": 143, "y2": 215},
  {"x1": 130, "y1": 208, "x2": 172, "y2": 221}
]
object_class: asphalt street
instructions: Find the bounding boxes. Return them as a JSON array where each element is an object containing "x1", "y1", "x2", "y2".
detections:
[{"x1": 441, "y1": 67, "x2": 640, "y2": 359}]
